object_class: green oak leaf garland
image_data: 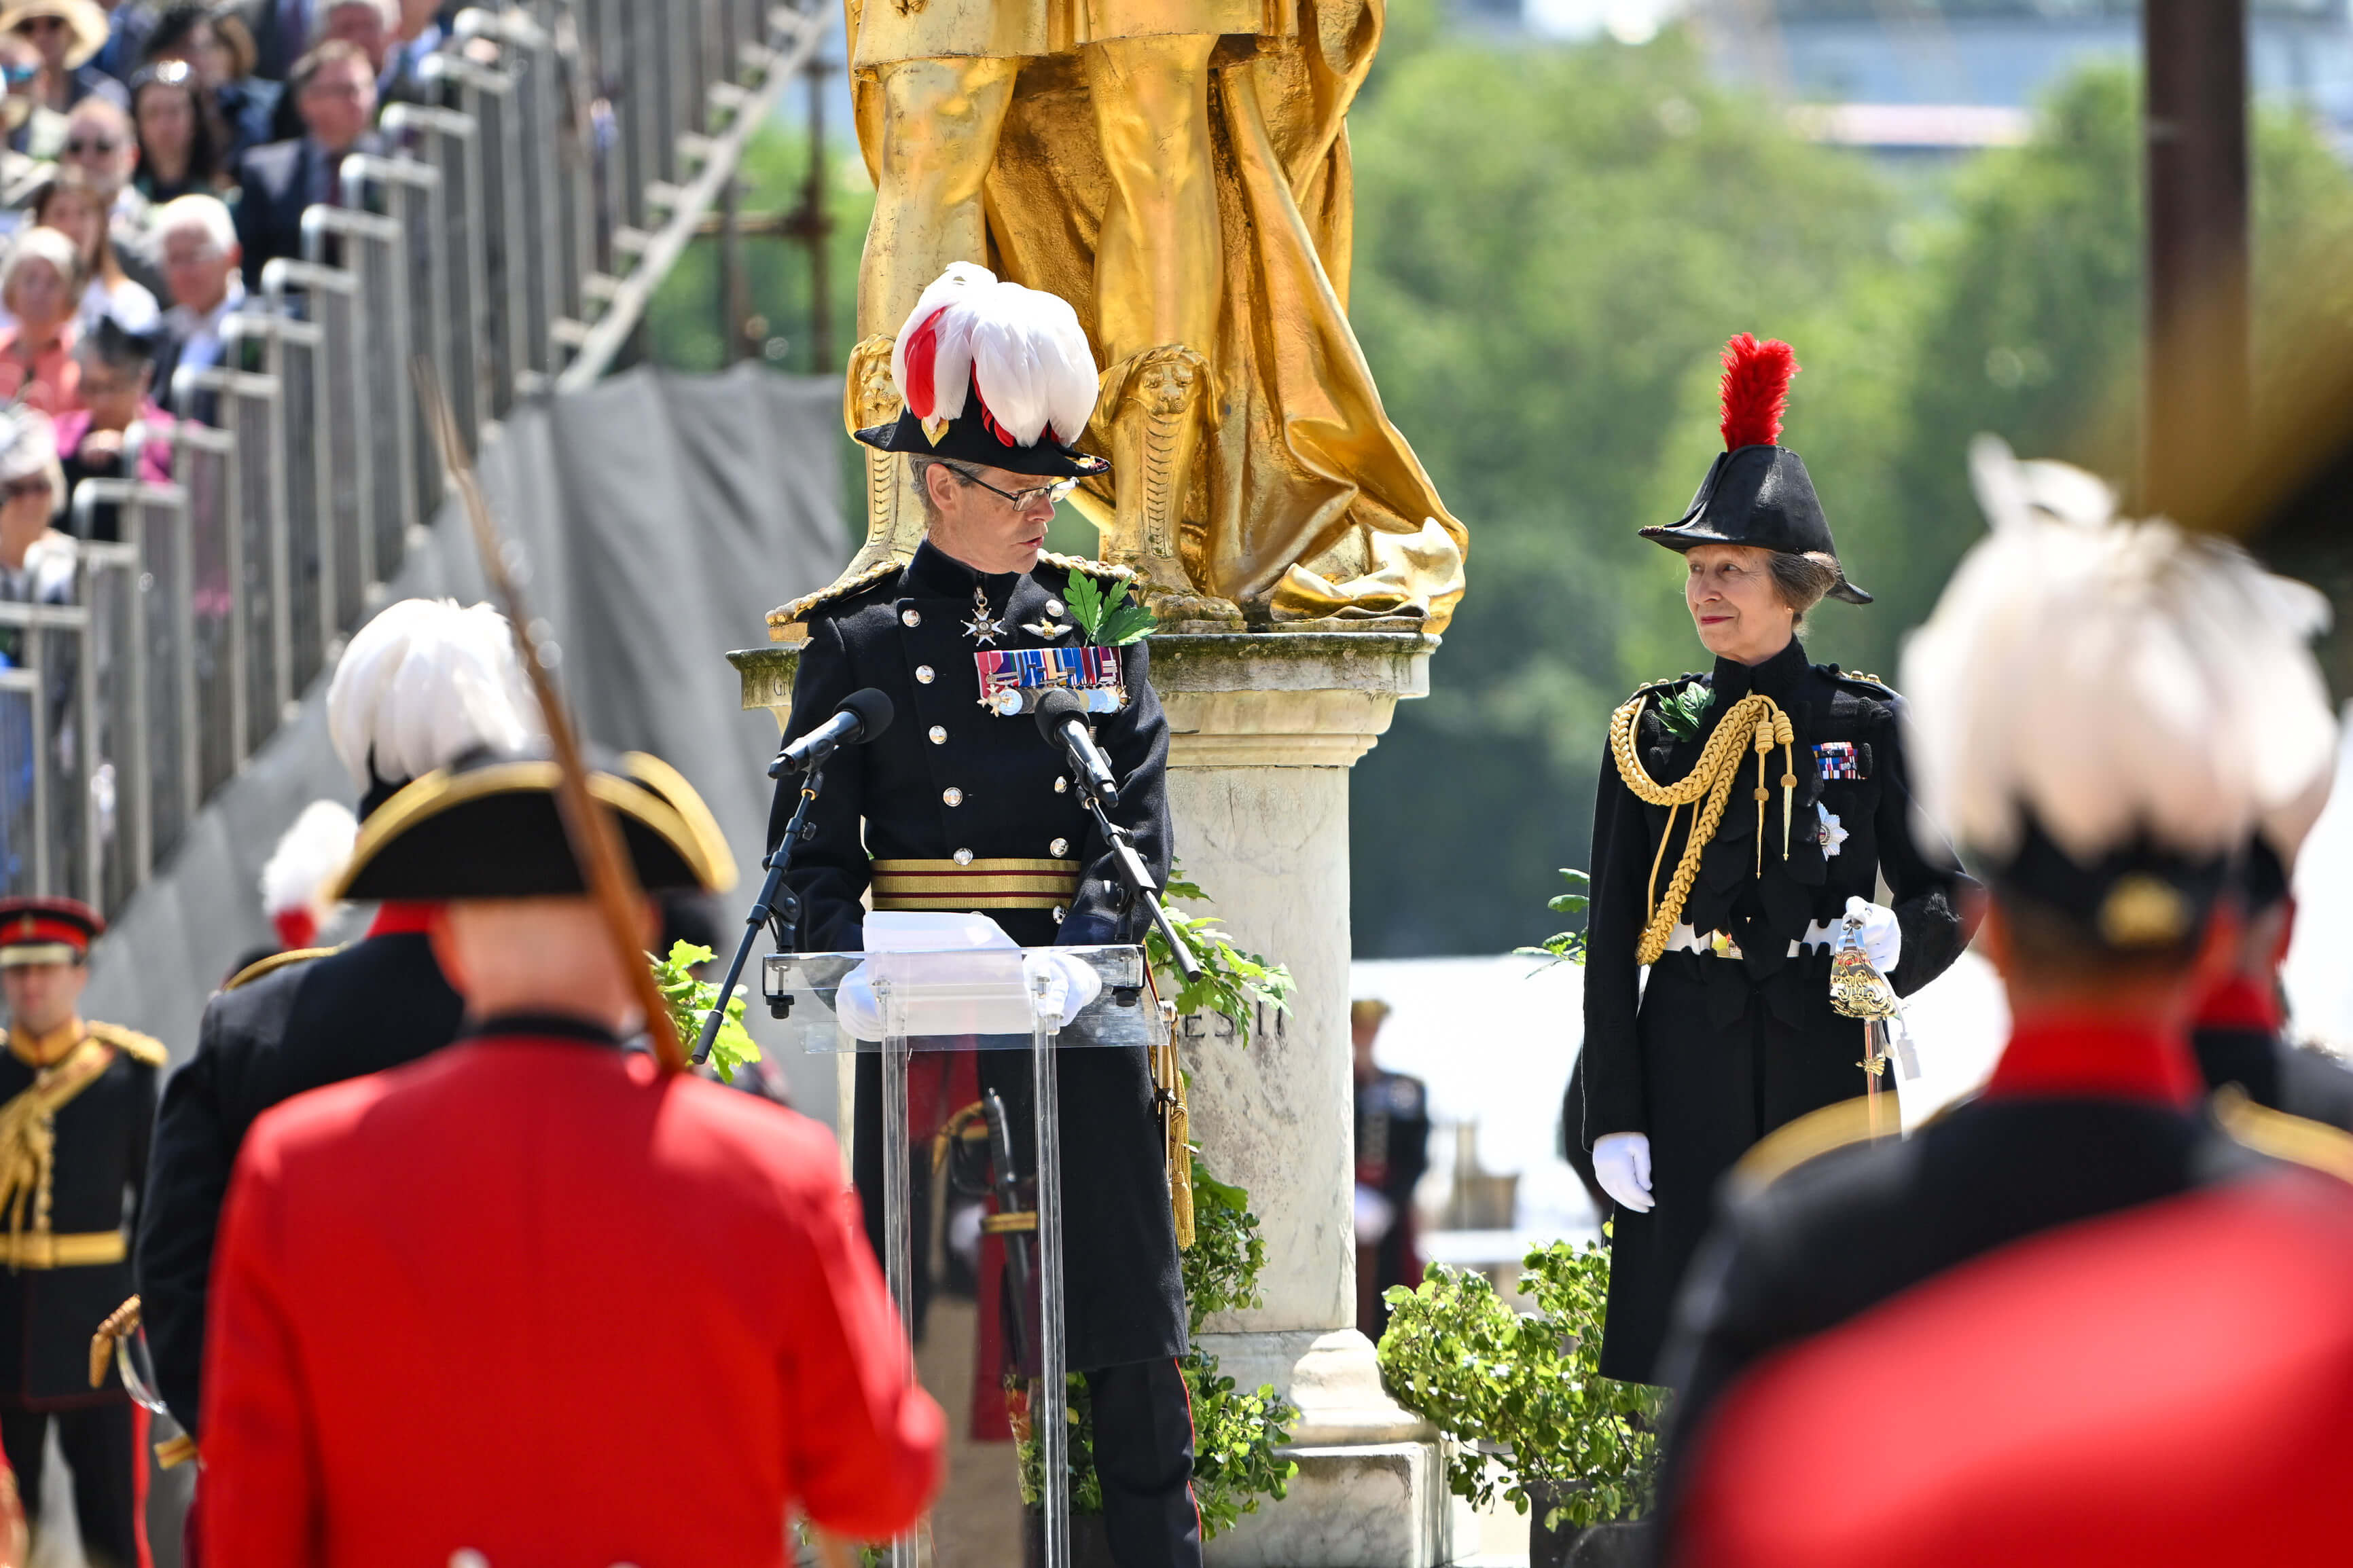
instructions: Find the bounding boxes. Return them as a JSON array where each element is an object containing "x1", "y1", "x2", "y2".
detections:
[{"x1": 1066, "y1": 572, "x2": 1158, "y2": 647}]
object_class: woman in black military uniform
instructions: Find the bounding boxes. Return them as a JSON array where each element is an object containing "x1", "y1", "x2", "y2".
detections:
[
  {"x1": 1578, "y1": 335, "x2": 1971, "y2": 1385},
  {"x1": 778, "y1": 266, "x2": 1198, "y2": 1568}
]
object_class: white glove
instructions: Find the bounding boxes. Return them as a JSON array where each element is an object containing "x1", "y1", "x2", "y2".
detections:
[
  {"x1": 1354, "y1": 1183, "x2": 1397, "y2": 1245},
  {"x1": 1593, "y1": 1131, "x2": 1653, "y2": 1214},
  {"x1": 1020, "y1": 949, "x2": 1103, "y2": 1028},
  {"x1": 1843, "y1": 895, "x2": 1903, "y2": 974}
]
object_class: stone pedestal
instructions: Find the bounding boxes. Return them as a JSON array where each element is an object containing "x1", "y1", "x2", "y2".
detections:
[
  {"x1": 730, "y1": 630, "x2": 1451, "y2": 1566},
  {"x1": 1151, "y1": 632, "x2": 1448, "y2": 1568}
]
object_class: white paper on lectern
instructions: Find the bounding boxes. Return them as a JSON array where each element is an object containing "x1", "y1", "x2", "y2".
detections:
[{"x1": 836, "y1": 911, "x2": 1101, "y2": 1038}]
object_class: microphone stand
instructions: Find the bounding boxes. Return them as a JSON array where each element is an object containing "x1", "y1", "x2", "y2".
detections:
[
  {"x1": 695, "y1": 756, "x2": 825, "y2": 1063},
  {"x1": 1076, "y1": 786, "x2": 1202, "y2": 983}
]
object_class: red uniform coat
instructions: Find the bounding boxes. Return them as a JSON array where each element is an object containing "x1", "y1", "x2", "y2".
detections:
[
  {"x1": 1671, "y1": 1170, "x2": 2353, "y2": 1568},
  {"x1": 200, "y1": 1021, "x2": 944, "y2": 1566}
]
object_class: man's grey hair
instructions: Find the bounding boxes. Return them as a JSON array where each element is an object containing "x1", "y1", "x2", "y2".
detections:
[
  {"x1": 147, "y1": 193, "x2": 238, "y2": 262},
  {"x1": 907, "y1": 455, "x2": 968, "y2": 526}
]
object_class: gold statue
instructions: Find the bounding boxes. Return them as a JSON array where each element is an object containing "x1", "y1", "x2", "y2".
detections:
[{"x1": 831, "y1": 0, "x2": 1469, "y2": 632}]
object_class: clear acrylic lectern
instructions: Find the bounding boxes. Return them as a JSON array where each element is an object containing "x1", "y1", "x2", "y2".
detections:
[{"x1": 764, "y1": 943, "x2": 1166, "y2": 1568}]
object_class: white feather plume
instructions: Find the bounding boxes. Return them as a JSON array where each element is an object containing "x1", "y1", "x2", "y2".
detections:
[
  {"x1": 326, "y1": 598, "x2": 541, "y2": 793},
  {"x1": 889, "y1": 263, "x2": 1099, "y2": 445},
  {"x1": 259, "y1": 799, "x2": 359, "y2": 917},
  {"x1": 1904, "y1": 464, "x2": 2338, "y2": 874}
]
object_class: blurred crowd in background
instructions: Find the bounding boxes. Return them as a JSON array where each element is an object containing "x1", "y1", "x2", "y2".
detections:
[{"x1": 0, "y1": 0, "x2": 457, "y2": 608}]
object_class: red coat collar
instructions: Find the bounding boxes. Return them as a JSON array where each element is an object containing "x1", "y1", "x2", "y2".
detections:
[
  {"x1": 2193, "y1": 974, "x2": 2283, "y2": 1036},
  {"x1": 1981, "y1": 1016, "x2": 2202, "y2": 1108},
  {"x1": 365, "y1": 901, "x2": 439, "y2": 938}
]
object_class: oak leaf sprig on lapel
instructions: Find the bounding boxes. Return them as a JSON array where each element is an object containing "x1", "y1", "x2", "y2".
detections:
[
  {"x1": 1067, "y1": 573, "x2": 1157, "y2": 647},
  {"x1": 1657, "y1": 680, "x2": 1714, "y2": 741}
]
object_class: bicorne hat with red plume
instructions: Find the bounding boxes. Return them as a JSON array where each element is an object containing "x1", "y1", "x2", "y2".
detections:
[
  {"x1": 855, "y1": 263, "x2": 1111, "y2": 480},
  {"x1": 1639, "y1": 334, "x2": 1870, "y2": 605}
]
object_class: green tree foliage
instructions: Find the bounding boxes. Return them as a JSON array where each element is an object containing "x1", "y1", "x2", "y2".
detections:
[{"x1": 1348, "y1": 37, "x2": 2353, "y2": 955}]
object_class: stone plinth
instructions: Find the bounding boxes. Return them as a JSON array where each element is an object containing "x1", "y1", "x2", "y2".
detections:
[
  {"x1": 1151, "y1": 632, "x2": 1447, "y2": 1567},
  {"x1": 730, "y1": 630, "x2": 1450, "y2": 1566}
]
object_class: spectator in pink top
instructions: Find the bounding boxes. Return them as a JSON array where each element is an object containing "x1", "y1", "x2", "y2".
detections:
[{"x1": 0, "y1": 226, "x2": 84, "y2": 416}]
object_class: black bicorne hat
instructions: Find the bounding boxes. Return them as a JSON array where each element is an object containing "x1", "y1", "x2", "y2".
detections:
[
  {"x1": 332, "y1": 748, "x2": 736, "y2": 902},
  {"x1": 855, "y1": 263, "x2": 1112, "y2": 481},
  {"x1": 1986, "y1": 812, "x2": 2234, "y2": 952},
  {"x1": 1639, "y1": 335, "x2": 1871, "y2": 605},
  {"x1": 856, "y1": 397, "x2": 1109, "y2": 481}
]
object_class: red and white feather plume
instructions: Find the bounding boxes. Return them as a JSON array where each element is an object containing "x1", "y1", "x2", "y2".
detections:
[
  {"x1": 260, "y1": 799, "x2": 360, "y2": 951},
  {"x1": 1719, "y1": 333, "x2": 1799, "y2": 451},
  {"x1": 890, "y1": 263, "x2": 1100, "y2": 449}
]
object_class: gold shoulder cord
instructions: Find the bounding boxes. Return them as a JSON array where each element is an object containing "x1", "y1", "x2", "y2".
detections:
[{"x1": 1609, "y1": 690, "x2": 1797, "y2": 964}]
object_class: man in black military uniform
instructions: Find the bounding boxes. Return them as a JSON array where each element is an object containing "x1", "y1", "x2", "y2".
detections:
[
  {"x1": 134, "y1": 597, "x2": 535, "y2": 1449},
  {"x1": 1580, "y1": 335, "x2": 1972, "y2": 1383},
  {"x1": 1651, "y1": 479, "x2": 2353, "y2": 1561},
  {"x1": 778, "y1": 264, "x2": 1197, "y2": 1568},
  {"x1": 2189, "y1": 834, "x2": 2353, "y2": 1130},
  {"x1": 0, "y1": 896, "x2": 164, "y2": 1568},
  {"x1": 1351, "y1": 998, "x2": 1429, "y2": 1338}
]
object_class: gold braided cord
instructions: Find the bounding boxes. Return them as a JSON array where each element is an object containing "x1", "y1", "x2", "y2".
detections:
[{"x1": 1609, "y1": 691, "x2": 1797, "y2": 965}]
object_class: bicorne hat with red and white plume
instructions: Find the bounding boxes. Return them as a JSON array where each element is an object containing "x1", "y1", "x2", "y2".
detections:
[
  {"x1": 1639, "y1": 333, "x2": 1871, "y2": 605},
  {"x1": 854, "y1": 264, "x2": 1111, "y2": 479},
  {"x1": 260, "y1": 799, "x2": 360, "y2": 951}
]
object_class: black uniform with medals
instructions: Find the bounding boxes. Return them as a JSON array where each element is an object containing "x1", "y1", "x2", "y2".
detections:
[
  {"x1": 782, "y1": 539, "x2": 1185, "y2": 1369},
  {"x1": 135, "y1": 922, "x2": 464, "y2": 1437},
  {"x1": 782, "y1": 538, "x2": 1197, "y2": 1568},
  {"x1": 1581, "y1": 643, "x2": 1969, "y2": 1381}
]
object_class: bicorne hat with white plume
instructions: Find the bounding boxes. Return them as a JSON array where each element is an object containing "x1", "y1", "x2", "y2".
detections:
[
  {"x1": 1640, "y1": 334, "x2": 1871, "y2": 605},
  {"x1": 854, "y1": 264, "x2": 1111, "y2": 480}
]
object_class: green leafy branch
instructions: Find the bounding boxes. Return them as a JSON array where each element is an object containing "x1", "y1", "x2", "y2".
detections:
[
  {"x1": 1515, "y1": 868, "x2": 1591, "y2": 968},
  {"x1": 1146, "y1": 868, "x2": 1295, "y2": 1048},
  {"x1": 1657, "y1": 680, "x2": 1713, "y2": 741},
  {"x1": 1378, "y1": 1236, "x2": 1670, "y2": 1531},
  {"x1": 1066, "y1": 572, "x2": 1157, "y2": 647},
  {"x1": 651, "y1": 940, "x2": 761, "y2": 1084}
]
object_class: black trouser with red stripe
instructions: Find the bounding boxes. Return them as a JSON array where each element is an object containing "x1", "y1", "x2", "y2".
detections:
[{"x1": 1085, "y1": 1357, "x2": 1201, "y2": 1568}]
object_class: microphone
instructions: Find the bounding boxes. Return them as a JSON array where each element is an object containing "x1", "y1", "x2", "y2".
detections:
[
  {"x1": 1033, "y1": 689, "x2": 1119, "y2": 805},
  {"x1": 772, "y1": 688, "x2": 893, "y2": 778}
]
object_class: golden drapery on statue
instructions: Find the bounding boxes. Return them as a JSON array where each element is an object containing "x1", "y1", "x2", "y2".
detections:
[{"x1": 829, "y1": 0, "x2": 1468, "y2": 633}]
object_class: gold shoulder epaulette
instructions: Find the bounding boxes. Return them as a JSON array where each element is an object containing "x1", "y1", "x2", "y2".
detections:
[
  {"x1": 1037, "y1": 550, "x2": 1135, "y2": 581},
  {"x1": 765, "y1": 559, "x2": 904, "y2": 636},
  {"x1": 1830, "y1": 668, "x2": 1896, "y2": 694},
  {"x1": 1634, "y1": 670, "x2": 1705, "y2": 698},
  {"x1": 224, "y1": 945, "x2": 337, "y2": 993},
  {"x1": 1730, "y1": 1095, "x2": 1894, "y2": 1196},
  {"x1": 86, "y1": 1020, "x2": 167, "y2": 1068},
  {"x1": 2215, "y1": 1087, "x2": 2353, "y2": 1184}
]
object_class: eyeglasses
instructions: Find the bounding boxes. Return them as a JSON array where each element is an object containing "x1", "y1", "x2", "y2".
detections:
[
  {"x1": 945, "y1": 465, "x2": 1081, "y2": 511},
  {"x1": 62, "y1": 137, "x2": 122, "y2": 157},
  {"x1": 16, "y1": 16, "x2": 64, "y2": 34}
]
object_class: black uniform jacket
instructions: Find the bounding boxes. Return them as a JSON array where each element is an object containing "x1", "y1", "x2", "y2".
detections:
[
  {"x1": 0, "y1": 1023, "x2": 159, "y2": 1407},
  {"x1": 2194, "y1": 1025, "x2": 2353, "y2": 1132},
  {"x1": 134, "y1": 930, "x2": 464, "y2": 1434},
  {"x1": 783, "y1": 540, "x2": 1185, "y2": 1370},
  {"x1": 1582, "y1": 639, "x2": 1971, "y2": 1148},
  {"x1": 1651, "y1": 1087, "x2": 2339, "y2": 1546}
]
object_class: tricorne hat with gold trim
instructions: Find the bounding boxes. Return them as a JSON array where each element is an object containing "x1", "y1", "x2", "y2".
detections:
[{"x1": 331, "y1": 747, "x2": 736, "y2": 902}]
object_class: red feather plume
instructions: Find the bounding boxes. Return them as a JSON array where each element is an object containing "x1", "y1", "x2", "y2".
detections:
[
  {"x1": 1719, "y1": 333, "x2": 1799, "y2": 451},
  {"x1": 902, "y1": 306, "x2": 948, "y2": 419}
]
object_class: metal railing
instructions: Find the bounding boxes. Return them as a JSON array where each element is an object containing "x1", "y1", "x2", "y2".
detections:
[{"x1": 1, "y1": 0, "x2": 820, "y2": 909}]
